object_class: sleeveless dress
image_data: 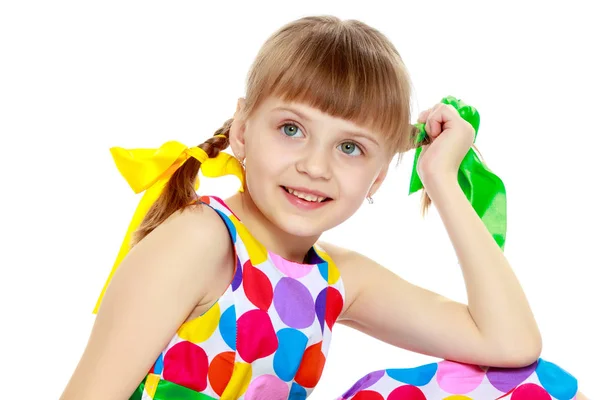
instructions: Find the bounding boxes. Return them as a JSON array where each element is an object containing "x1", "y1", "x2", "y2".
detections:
[
  {"x1": 131, "y1": 196, "x2": 579, "y2": 400},
  {"x1": 131, "y1": 195, "x2": 346, "y2": 400}
]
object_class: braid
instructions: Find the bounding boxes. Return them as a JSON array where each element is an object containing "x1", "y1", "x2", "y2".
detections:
[
  {"x1": 407, "y1": 124, "x2": 432, "y2": 217},
  {"x1": 198, "y1": 118, "x2": 233, "y2": 157},
  {"x1": 131, "y1": 118, "x2": 234, "y2": 247}
]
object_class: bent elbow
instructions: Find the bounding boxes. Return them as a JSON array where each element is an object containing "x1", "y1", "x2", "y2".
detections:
[{"x1": 498, "y1": 339, "x2": 542, "y2": 368}]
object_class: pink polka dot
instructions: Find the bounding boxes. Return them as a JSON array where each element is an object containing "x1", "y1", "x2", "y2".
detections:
[
  {"x1": 511, "y1": 383, "x2": 551, "y2": 400},
  {"x1": 436, "y1": 361, "x2": 485, "y2": 394},
  {"x1": 243, "y1": 260, "x2": 273, "y2": 311},
  {"x1": 387, "y1": 385, "x2": 426, "y2": 400},
  {"x1": 245, "y1": 374, "x2": 289, "y2": 399},
  {"x1": 163, "y1": 341, "x2": 208, "y2": 391},
  {"x1": 237, "y1": 309, "x2": 278, "y2": 363},
  {"x1": 269, "y1": 251, "x2": 313, "y2": 278}
]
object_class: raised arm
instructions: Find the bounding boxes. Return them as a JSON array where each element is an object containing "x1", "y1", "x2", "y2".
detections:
[
  {"x1": 322, "y1": 179, "x2": 541, "y2": 368},
  {"x1": 60, "y1": 204, "x2": 233, "y2": 400}
]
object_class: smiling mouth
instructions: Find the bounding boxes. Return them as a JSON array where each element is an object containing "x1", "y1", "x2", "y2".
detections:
[{"x1": 281, "y1": 186, "x2": 332, "y2": 203}]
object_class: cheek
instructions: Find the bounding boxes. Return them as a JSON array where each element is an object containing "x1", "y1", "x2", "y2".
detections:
[{"x1": 336, "y1": 166, "x2": 375, "y2": 196}]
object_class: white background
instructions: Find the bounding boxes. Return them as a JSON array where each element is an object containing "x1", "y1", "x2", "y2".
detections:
[{"x1": 1, "y1": 1, "x2": 598, "y2": 398}]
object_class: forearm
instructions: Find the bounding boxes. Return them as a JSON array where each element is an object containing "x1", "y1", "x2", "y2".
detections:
[{"x1": 425, "y1": 174, "x2": 542, "y2": 359}]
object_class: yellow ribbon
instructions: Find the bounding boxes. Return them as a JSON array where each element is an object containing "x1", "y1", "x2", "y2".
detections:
[{"x1": 93, "y1": 140, "x2": 244, "y2": 313}]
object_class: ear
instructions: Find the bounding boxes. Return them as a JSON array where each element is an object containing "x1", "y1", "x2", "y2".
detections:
[
  {"x1": 229, "y1": 97, "x2": 247, "y2": 159},
  {"x1": 368, "y1": 163, "x2": 390, "y2": 198}
]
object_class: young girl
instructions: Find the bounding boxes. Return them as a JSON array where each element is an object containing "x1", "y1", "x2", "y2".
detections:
[{"x1": 61, "y1": 15, "x2": 586, "y2": 400}]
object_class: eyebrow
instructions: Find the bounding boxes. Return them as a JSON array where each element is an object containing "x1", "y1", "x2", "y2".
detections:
[{"x1": 271, "y1": 106, "x2": 381, "y2": 146}]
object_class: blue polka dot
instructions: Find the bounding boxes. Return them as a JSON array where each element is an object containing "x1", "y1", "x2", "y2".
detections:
[
  {"x1": 219, "y1": 305, "x2": 236, "y2": 350},
  {"x1": 273, "y1": 328, "x2": 309, "y2": 381},
  {"x1": 152, "y1": 353, "x2": 163, "y2": 374},
  {"x1": 536, "y1": 358, "x2": 578, "y2": 400},
  {"x1": 215, "y1": 209, "x2": 237, "y2": 242},
  {"x1": 288, "y1": 382, "x2": 307, "y2": 399},
  {"x1": 317, "y1": 262, "x2": 328, "y2": 282},
  {"x1": 385, "y1": 362, "x2": 437, "y2": 386}
]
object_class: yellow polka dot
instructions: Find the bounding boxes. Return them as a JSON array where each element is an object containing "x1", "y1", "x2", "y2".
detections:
[
  {"x1": 230, "y1": 218, "x2": 267, "y2": 265},
  {"x1": 443, "y1": 396, "x2": 473, "y2": 400},
  {"x1": 220, "y1": 362, "x2": 252, "y2": 399},
  {"x1": 177, "y1": 302, "x2": 220, "y2": 343},
  {"x1": 144, "y1": 373, "x2": 160, "y2": 398},
  {"x1": 314, "y1": 246, "x2": 340, "y2": 284}
]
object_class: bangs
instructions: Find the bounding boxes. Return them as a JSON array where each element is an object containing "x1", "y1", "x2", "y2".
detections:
[{"x1": 246, "y1": 18, "x2": 413, "y2": 153}]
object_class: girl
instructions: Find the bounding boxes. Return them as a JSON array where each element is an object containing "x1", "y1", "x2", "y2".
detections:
[{"x1": 61, "y1": 15, "x2": 586, "y2": 400}]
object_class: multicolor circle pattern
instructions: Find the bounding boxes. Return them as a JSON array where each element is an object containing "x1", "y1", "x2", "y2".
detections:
[
  {"x1": 137, "y1": 196, "x2": 345, "y2": 399},
  {"x1": 341, "y1": 358, "x2": 578, "y2": 399},
  {"x1": 136, "y1": 196, "x2": 579, "y2": 400}
]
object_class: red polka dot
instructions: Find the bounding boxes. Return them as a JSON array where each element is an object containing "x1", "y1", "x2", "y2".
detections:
[
  {"x1": 163, "y1": 341, "x2": 208, "y2": 392},
  {"x1": 387, "y1": 385, "x2": 426, "y2": 400},
  {"x1": 237, "y1": 309, "x2": 278, "y2": 363},
  {"x1": 243, "y1": 260, "x2": 273, "y2": 311},
  {"x1": 511, "y1": 383, "x2": 551, "y2": 400},
  {"x1": 325, "y1": 287, "x2": 343, "y2": 329},
  {"x1": 208, "y1": 351, "x2": 235, "y2": 396},
  {"x1": 295, "y1": 341, "x2": 326, "y2": 388},
  {"x1": 352, "y1": 391, "x2": 385, "y2": 400}
]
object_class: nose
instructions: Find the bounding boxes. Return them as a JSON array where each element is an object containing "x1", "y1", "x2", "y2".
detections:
[{"x1": 296, "y1": 146, "x2": 332, "y2": 180}]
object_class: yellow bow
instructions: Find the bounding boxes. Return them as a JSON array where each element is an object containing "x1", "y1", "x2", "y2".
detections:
[{"x1": 93, "y1": 140, "x2": 244, "y2": 314}]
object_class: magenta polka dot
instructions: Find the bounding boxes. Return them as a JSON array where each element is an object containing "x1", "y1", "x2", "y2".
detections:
[
  {"x1": 237, "y1": 309, "x2": 278, "y2": 363},
  {"x1": 163, "y1": 341, "x2": 208, "y2": 392},
  {"x1": 273, "y1": 277, "x2": 316, "y2": 329},
  {"x1": 511, "y1": 383, "x2": 551, "y2": 400}
]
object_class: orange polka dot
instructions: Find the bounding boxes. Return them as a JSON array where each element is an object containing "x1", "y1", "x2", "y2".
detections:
[
  {"x1": 208, "y1": 351, "x2": 235, "y2": 396},
  {"x1": 295, "y1": 342, "x2": 325, "y2": 388}
]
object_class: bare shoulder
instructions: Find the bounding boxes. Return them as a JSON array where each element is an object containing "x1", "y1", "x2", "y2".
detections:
[
  {"x1": 61, "y1": 203, "x2": 234, "y2": 400},
  {"x1": 316, "y1": 241, "x2": 379, "y2": 318},
  {"x1": 317, "y1": 241, "x2": 377, "y2": 272},
  {"x1": 126, "y1": 202, "x2": 233, "y2": 285}
]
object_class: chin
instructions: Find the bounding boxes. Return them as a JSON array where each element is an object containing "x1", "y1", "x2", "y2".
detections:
[{"x1": 273, "y1": 203, "x2": 352, "y2": 238}]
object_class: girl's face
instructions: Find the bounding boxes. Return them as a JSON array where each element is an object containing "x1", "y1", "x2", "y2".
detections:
[{"x1": 231, "y1": 95, "x2": 391, "y2": 238}]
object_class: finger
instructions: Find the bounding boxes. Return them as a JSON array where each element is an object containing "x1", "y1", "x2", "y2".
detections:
[
  {"x1": 425, "y1": 106, "x2": 443, "y2": 139},
  {"x1": 425, "y1": 104, "x2": 458, "y2": 139},
  {"x1": 417, "y1": 109, "x2": 432, "y2": 124}
]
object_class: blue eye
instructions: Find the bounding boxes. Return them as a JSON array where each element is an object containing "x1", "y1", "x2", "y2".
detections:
[
  {"x1": 338, "y1": 142, "x2": 362, "y2": 156},
  {"x1": 280, "y1": 123, "x2": 303, "y2": 137}
]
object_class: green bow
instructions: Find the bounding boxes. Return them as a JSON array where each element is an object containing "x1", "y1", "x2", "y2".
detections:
[{"x1": 408, "y1": 96, "x2": 507, "y2": 250}]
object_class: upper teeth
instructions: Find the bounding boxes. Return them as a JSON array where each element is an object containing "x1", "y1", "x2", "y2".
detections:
[{"x1": 286, "y1": 187, "x2": 326, "y2": 202}]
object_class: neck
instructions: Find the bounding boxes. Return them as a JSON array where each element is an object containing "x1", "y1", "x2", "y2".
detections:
[{"x1": 224, "y1": 192, "x2": 320, "y2": 264}]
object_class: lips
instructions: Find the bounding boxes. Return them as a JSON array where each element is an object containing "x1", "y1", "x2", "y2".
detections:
[{"x1": 282, "y1": 186, "x2": 332, "y2": 203}]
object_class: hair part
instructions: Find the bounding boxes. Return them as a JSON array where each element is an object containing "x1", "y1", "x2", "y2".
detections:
[{"x1": 132, "y1": 15, "x2": 436, "y2": 247}]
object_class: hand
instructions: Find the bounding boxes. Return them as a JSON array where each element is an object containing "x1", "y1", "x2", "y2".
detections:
[{"x1": 416, "y1": 103, "x2": 475, "y2": 187}]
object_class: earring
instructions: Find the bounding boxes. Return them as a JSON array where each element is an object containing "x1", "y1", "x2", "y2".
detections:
[
  {"x1": 367, "y1": 195, "x2": 374, "y2": 204},
  {"x1": 235, "y1": 154, "x2": 245, "y2": 168}
]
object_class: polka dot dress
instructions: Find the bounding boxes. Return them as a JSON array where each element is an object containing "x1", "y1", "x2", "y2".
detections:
[
  {"x1": 130, "y1": 196, "x2": 579, "y2": 400},
  {"x1": 131, "y1": 196, "x2": 345, "y2": 399},
  {"x1": 338, "y1": 358, "x2": 578, "y2": 400}
]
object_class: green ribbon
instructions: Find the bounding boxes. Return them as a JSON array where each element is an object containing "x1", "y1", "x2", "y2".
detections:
[
  {"x1": 408, "y1": 96, "x2": 507, "y2": 250},
  {"x1": 130, "y1": 375, "x2": 218, "y2": 400}
]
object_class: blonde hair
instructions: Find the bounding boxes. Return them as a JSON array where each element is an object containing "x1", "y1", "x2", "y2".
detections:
[{"x1": 132, "y1": 15, "x2": 428, "y2": 246}]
